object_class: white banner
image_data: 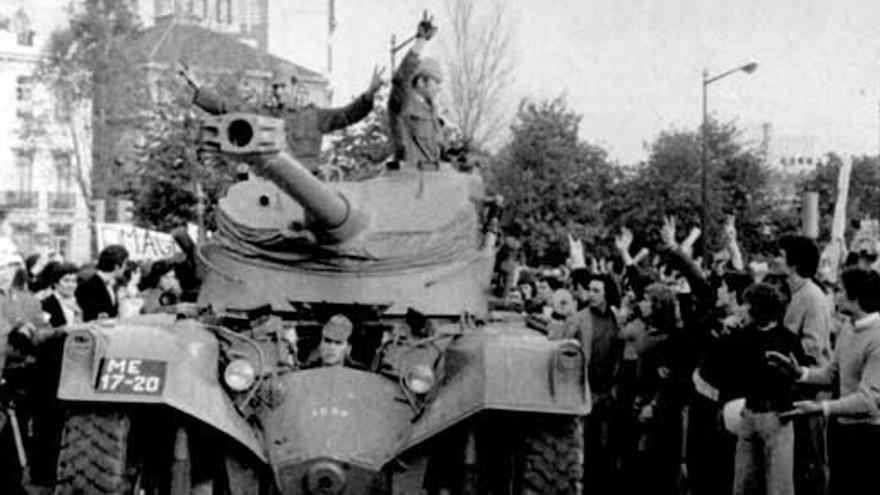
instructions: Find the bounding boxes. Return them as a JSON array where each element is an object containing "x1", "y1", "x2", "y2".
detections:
[{"x1": 96, "y1": 223, "x2": 180, "y2": 261}]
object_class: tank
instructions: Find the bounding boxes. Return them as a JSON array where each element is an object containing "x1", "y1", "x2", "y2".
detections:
[{"x1": 51, "y1": 113, "x2": 590, "y2": 495}]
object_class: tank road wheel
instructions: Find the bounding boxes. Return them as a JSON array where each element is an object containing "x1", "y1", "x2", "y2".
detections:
[
  {"x1": 54, "y1": 408, "x2": 225, "y2": 495},
  {"x1": 516, "y1": 415, "x2": 583, "y2": 495},
  {"x1": 54, "y1": 410, "x2": 136, "y2": 494}
]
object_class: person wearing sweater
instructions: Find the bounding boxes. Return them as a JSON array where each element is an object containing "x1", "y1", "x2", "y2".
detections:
[{"x1": 769, "y1": 267, "x2": 880, "y2": 495}]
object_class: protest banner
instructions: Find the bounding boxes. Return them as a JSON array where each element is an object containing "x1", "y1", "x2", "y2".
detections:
[{"x1": 96, "y1": 223, "x2": 180, "y2": 261}]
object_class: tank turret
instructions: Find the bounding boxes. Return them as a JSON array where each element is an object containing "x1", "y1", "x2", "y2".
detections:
[
  {"x1": 199, "y1": 113, "x2": 368, "y2": 244},
  {"x1": 197, "y1": 113, "x2": 496, "y2": 316}
]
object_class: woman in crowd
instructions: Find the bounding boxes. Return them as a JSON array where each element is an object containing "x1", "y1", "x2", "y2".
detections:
[
  {"x1": 138, "y1": 258, "x2": 183, "y2": 314},
  {"x1": 40, "y1": 261, "x2": 82, "y2": 328}
]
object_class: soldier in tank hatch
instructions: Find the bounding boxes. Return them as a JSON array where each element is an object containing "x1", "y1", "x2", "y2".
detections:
[{"x1": 180, "y1": 61, "x2": 384, "y2": 171}]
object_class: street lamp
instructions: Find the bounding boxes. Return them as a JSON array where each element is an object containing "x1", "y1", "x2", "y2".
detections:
[{"x1": 701, "y1": 62, "x2": 758, "y2": 255}]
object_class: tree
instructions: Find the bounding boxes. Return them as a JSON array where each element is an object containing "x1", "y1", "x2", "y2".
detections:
[
  {"x1": 800, "y1": 154, "x2": 880, "y2": 243},
  {"x1": 442, "y1": 0, "x2": 515, "y2": 150},
  {"x1": 39, "y1": 0, "x2": 145, "y2": 251},
  {"x1": 605, "y1": 120, "x2": 777, "y2": 255},
  {"x1": 488, "y1": 97, "x2": 619, "y2": 266},
  {"x1": 322, "y1": 102, "x2": 392, "y2": 181},
  {"x1": 120, "y1": 70, "x2": 254, "y2": 232}
]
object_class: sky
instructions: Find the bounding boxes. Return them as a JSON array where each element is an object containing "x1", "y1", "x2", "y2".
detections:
[{"x1": 271, "y1": 0, "x2": 880, "y2": 165}]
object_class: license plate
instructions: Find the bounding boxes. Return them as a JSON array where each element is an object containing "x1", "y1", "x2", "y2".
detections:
[{"x1": 96, "y1": 358, "x2": 167, "y2": 395}]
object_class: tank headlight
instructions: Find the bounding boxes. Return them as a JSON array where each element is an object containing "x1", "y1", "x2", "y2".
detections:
[
  {"x1": 404, "y1": 364, "x2": 436, "y2": 395},
  {"x1": 555, "y1": 342, "x2": 584, "y2": 374},
  {"x1": 224, "y1": 359, "x2": 256, "y2": 392}
]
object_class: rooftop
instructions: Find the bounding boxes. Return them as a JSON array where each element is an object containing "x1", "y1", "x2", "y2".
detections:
[{"x1": 124, "y1": 21, "x2": 326, "y2": 84}]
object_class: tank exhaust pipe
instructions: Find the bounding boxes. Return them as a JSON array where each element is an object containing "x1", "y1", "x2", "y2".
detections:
[{"x1": 200, "y1": 113, "x2": 368, "y2": 244}]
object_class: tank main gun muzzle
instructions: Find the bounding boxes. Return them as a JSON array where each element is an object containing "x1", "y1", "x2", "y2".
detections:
[
  {"x1": 200, "y1": 113, "x2": 368, "y2": 244},
  {"x1": 200, "y1": 113, "x2": 286, "y2": 154}
]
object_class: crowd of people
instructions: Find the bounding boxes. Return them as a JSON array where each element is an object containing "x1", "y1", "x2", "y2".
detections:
[
  {"x1": 0, "y1": 239, "x2": 197, "y2": 494},
  {"x1": 494, "y1": 216, "x2": 880, "y2": 495}
]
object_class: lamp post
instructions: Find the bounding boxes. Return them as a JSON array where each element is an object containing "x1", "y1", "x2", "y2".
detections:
[{"x1": 701, "y1": 62, "x2": 758, "y2": 254}]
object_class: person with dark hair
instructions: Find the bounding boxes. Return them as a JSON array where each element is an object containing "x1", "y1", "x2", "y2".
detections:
[
  {"x1": 0, "y1": 252, "x2": 49, "y2": 494},
  {"x1": 40, "y1": 261, "x2": 82, "y2": 328},
  {"x1": 75, "y1": 244, "x2": 129, "y2": 321},
  {"x1": 138, "y1": 258, "x2": 182, "y2": 314},
  {"x1": 774, "y1": 234, "x2": 832, "y2": 495},
  {"x1": 620, "y1": 282, "x2": 682, "y2": 495},
  {"x1": 526, "y1": 275, "x2": 555, "y2": 315},
  {"x1": 723, "y1": 283, "x2": 806, "y2": 495},
  {"x1": 550, "y1": 271, "x2": 623, "y2": 494},
  {"x1": 770, "y1": 268, "x2": 880, "y2": 495}
]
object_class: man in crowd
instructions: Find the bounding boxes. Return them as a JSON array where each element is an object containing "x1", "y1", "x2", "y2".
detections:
[
  {"x1": 183, "y1": 61, "x2": 383, "y2": 171},
  {"x1": 75, "y1": 245, "x2": 129, "y2": 322},
  {"x1": 770, "y1": 267, "x2": 880, "y2": 495},
  {"x1": 388, "y1": 13, "x2": 445, "y2": 170},
  {"x1": 551, "y1": 272, "x2": 622, "y2": 494},
  {"x1": 775, "y1": 235, "x2": 833, "y2": 495}
]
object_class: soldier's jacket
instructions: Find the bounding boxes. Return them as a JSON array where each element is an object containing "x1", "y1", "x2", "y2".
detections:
[
  {"x1": 388, "y1": 50, "x2": 445, "y2": 169},
  {"x1": 193, "y1": 88, "x2": 374, "y2": 170}
]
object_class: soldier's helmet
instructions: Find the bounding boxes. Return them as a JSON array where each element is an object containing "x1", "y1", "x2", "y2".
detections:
[
  {"x1": 271, "y1": 66, "x2": 300, "y2": 87},
  {"x1": 413, "y1": 57, "x2": 442, "y2": 83}
]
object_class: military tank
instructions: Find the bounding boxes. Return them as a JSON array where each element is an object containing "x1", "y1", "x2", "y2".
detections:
[{"x1": 51, "y1": 113, "x2": 589, "y2": 494}]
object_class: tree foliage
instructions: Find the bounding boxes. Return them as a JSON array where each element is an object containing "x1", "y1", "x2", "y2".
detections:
[
  {"x1": 322, "y1": 101, "x2": 392, "y2": 181},
  {"x1": 799, "y1": 154, "x2": 880, "y2": 243},
  {"x1": 488, "y1": 97, "x2": 619, "y2": 266},
  {"x1": 120, "y1": 71, "x2": 253, "y2": 232},
  {"x1": 442, "y1": 0, "x2": 515, "y2": 149},
  {"x1": 605, "y1": 120, "x2": 778, "y2": 255},
  {"x1": 41, "y1": 0, "x2": 147, "y2": 200}
]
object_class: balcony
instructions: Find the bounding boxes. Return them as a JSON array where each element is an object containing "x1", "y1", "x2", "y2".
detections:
[
  {"x1": 48, "y1": 191, "x2": 77, "y2": 210},
  {"x1": 0, "y1": 190, "x2": 38, "y2": 209}
]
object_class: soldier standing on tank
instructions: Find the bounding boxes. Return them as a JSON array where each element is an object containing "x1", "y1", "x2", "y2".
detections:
[
  {"x1": 388, "y1": 13, "x2": 446, "y2": 171},
  {"x1": 180, "y1": 62, "x2": 385, "y2": 171}
]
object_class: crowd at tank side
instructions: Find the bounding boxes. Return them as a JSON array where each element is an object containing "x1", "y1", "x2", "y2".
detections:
[{"x1": 2, "y1": 5, "x2": 880, "y2": 495}]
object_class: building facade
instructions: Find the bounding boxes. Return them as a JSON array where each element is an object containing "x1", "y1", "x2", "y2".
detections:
[
  {"x1": 142, "y1": 0, "x2": 269, "y2": 50},
  {"x1": 759, "y1": 123, "x2": 826, "y2": 207},
  {"x1": 0, "y1": 3, "x2": 91, "y2": 263}
]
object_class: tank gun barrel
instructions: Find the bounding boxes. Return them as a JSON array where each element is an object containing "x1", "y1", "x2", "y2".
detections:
[{"x1": 200, "y1": 113, "x2": 367, "y2": 244}]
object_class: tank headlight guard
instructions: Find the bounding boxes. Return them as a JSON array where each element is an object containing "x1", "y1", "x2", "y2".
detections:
[
  {"x1": 404, "y1": 363, "x2": 436, "y2": 395},
  {"x1": 223, "y1": 358, "x2": 256, "y2": 392}
]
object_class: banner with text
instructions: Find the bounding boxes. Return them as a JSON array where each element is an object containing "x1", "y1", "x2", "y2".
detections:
[{"x1": 96, "y1": 223, "x2": 180, "y2": 261}]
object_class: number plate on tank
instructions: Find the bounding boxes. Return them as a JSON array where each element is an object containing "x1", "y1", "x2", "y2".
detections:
[{"x1": 95, "y1": 358, "x2": 166, "y2": 395}]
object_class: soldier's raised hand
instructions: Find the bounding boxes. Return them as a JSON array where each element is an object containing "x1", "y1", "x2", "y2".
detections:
[
  {"x1": 417, "y1": 11, "x2": 438, "y2": 40},
  {"x1": 366, "y1": 65, "x2": 386, "y2": 97}
]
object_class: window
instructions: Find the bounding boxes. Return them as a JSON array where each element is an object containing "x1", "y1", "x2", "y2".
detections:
[
  {"x1": 51, "y1": 224, "x2": 72, "y2": 260},
  {"x1": 12, "y1": 10, "x2": 33, "y2": 47},
  {"x1": 16, "y1": 75, "x2": 33, "y2": 118},
  {"x1": 14, "y1": 150, "x2": 33, "y2": 194},
  {"x1": 54, "y1": 151, "x2": 72, "y2": 191}
]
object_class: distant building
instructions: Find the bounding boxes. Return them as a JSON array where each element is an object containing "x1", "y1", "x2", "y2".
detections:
[
  {"x1": 94, "y1": 16, "x2": 330, "y2": 200},
  {"x1": 0, "y1": 3, "x2": 91, "y2": 262},
  {"x1": 759, "y1": 123, "x2": 826, "y2": 207},
  {"x1": 144, "y1": 0, "x2": 270, "y2": 50}
]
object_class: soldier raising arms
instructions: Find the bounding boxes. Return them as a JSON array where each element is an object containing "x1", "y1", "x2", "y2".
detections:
[
  {"x1": 180, "y1": 60, "x2": 384, "y2": 171},
  {"x1": 388, "y1": 13, "x2": 446, "y2": 171}
]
